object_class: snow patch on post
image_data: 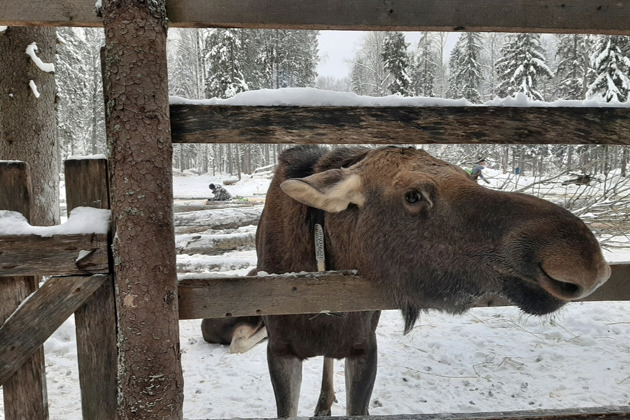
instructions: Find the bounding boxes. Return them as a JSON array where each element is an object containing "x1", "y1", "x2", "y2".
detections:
[
  {"x1": 28, "y1": 80, "x2": 40, "y2": 98},
  {"x1": 25, "y1": 42, "x2": 55, "y2": 73}
]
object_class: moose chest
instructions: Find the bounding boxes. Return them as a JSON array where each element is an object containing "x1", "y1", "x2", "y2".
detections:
[{"x1": 263, "y1": 311, "x2": 381, "y2": 360}]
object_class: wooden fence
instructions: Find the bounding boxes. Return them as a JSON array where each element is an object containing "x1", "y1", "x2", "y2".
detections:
[
  {"x1": 2, "y1": 157, "x2": 630, "y2": 419},
  {"x1": 1, "y1": 0, "x2": 630, "y2": 419}
]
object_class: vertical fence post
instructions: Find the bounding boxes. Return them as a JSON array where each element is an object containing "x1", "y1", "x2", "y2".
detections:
[
  {"x1": 64, "y1": 158, "x2": 117, "y2": 420},
  {"x1": 0, "y1": 161, "x2": 49, "y2": 419}
]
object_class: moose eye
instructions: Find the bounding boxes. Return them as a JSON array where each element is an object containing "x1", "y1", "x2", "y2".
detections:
[{"x1": 405, "y1": 191, "x2": 421, "y2": 204}]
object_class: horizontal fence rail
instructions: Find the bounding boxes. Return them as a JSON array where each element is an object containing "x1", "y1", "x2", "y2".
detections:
[
  {"x1": 3, "y1": 0, "x2": 630, "y2": 34},
  {"x1": 180, "y1": 264, "x2": 630, "y2": 319},
  {"x1": 0, "y1": 233, "x2": 109, "y2": 276},
  {"x1": 268, "y1": 406, "x2": 630, "y2": 420},
  {"x1": 170, "y1": 105, "x2": 630, "y2": 145}
]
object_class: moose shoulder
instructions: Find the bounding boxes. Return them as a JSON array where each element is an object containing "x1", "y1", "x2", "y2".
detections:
[{"x1": 211, "y1": 145, "x2": 611, "y2": 418}]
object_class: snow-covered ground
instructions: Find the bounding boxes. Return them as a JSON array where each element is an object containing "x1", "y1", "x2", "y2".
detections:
[{"x1": 1, "y1": 165, "x2": 629, "y2": 419}]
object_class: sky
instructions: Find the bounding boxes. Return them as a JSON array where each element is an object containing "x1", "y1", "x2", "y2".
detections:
[{"x1": 316, "y1": 31, "x2": 458, "y2": 79}]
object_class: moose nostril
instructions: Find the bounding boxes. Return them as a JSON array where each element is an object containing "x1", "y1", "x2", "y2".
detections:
[
  {"x1": 539, "y1": 264, "x2": 585, "y2": 300},
  {"x1": 544, "y1": 277, "x2": 582, "y2": 299}
]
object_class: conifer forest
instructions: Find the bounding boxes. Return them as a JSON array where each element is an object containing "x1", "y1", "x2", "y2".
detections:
[{"x1": 56, "y1": 28, "x2": 629, "y2": 181}]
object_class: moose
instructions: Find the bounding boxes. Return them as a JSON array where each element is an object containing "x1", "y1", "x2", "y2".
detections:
[{"x1": 203, "y1": 145, "x2": 610, "y2": 417}]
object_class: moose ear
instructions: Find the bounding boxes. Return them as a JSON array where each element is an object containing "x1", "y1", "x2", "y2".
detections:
[{"x1": 280, "y1": 168, "x2": 365, "y2": 212}]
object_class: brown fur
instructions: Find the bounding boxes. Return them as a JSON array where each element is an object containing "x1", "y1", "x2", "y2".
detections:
[{"x1": 205, "y1": 145, "x2": 610, "y2": 417}]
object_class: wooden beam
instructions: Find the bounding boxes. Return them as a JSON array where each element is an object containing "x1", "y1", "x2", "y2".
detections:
[
  {"x1": 178, "y1": 271, "x2": 396, "y2": 319},
  {"x1": 0, "y1": 275, "x2": 108, "y2": 386},
  {"x1": 0, "y1": 233, "x2": 109, "y2": 277},
  {"x1": 281, "y1": 405, "x2": 630, "y2": 419},
  {"x1": 3, "y1": 0, "x2": 630, "y2": 34},
  {"x1": 0, "y1": 160, "x2": 47, "y2": 418},
  {"x1": 64, "y1": 158, "x2": 110, "y2": 213},
  {"x1": 170, "y1": 105, "x2": 630, "y2": 146},
  {"x1": 178, "y1": 263, "x2": 630, "y2": 319},
  {"x1": 64, "y1": 158, "x2": 117, "y2": 420},
  {"x1": 0, "y1": 161, "x2": 33, "y2": 220}
]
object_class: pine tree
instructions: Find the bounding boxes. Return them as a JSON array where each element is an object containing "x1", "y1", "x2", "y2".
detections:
[
  {"x1": 168, "y1": 28, "x2": 206, "y2": 100},
  {"x1": 496, "y1": 33, "x2": 553, "y2": 101},
  {"x1": 555, "y1": 34, "x2": 594, "y2": 100},
  {"x1": 245, "y1": 30, "x2": 319, "y2": 89},
  {"x1": 349, "y1": 32, "x2": 389, "y2": 96},
  {"x1": 279, "y1": 30, "x2": 319, "y2": 87},
  {"x1": 204, "y1": 28, "x2": 248, "y2": 98},
  {"x1": 410, "y1": 32, "x2": 438, "y2": 97},
  {"x1": 382, "y1": 31, "x2": 411, "y2": 96},
  {"x1": 587, "y1": 35, "x2": 630, "y2": 102},
  {"x1": 56, "y1": 28, "x2": 106, "y2": 158},
  {"x1": 447, "y1": 32, "x2": 483, "y2": 103}
]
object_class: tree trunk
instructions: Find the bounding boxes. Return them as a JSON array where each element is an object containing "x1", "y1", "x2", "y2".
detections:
[
  {"x1": 0, "y1": 26, "x2": 60, "y2": 226},
  {"x1": 0, "y1": 25, "x2": 59, "y2": 420},
  {"x1": 101, "y1": 0, "x2": 184, "y2": 418}
]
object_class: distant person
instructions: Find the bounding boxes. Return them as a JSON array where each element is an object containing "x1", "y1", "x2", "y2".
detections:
[
  {"x1": 471, "y1": 159, "x2": 490, "y2": 184},
  {"x1": 209, "y1": 183, "x2": 232, "y2": 201},
  {"x1": 515, "y1": 167, "x2": 521, "y2": 175}
]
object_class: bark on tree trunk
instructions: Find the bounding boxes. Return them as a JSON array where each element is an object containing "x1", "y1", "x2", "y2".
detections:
[
  {"x1": 0, "y1": 26, "x2": 60, "y2": 226},
  {"x1": 100, "y1": 0, "x2": 184, "y2": 418},
  {"x1": 1, "y1": 25, "x2": 59, "y2": 420}
]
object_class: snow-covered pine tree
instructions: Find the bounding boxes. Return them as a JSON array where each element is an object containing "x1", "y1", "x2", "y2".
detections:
[
  {"x1": 56, "y1": 28, "x2": 106, "y2": 158},
  {"x1": 479, "y1": 33, "x2": 505, "y2": 100},
  {"x1": 587, "y1": 35, "x2": 630, "y2": 102},
  {"x1": 409, "y1": 32, "x2": 438, "y2": 97},
  {"x1": 204, "y1": 28, "x2": 248, "y2": 98},
  {"x1": 447, "y1": 32, "x2": 483, "y2": 103},
  {"x1": 279, "y1": 30, "x2": 319, "y2": 87},
  {"x1": 554, "y1": 34, "x2": 594, "y2": 100},
  {"x1": 247, "y1": 29, "x2": 319, "y2": 89},
  {"x1": 496, "y1": 33, "x2": 553, "y2": 101},
  {"x1": 382, "y1": 31, "x2": 411, "y2": 96},
  {"x1": 350, "y1": 32, "x2": 389, "y2": 96},
  {"x1": 168, "y1": 28, "x2": 207, "y2": 100}
]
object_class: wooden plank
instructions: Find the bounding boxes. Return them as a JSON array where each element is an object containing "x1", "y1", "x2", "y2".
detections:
[
  {"x1": 178, "y1": 263, "x2": 630, "y2": 319},
  {"x1": 73, "y1": 276, "x2": 117, "y2": 420},
  {"x1": 64, "y1": 158, "x2": 117, "y2": 420},
  {"x1": 170, "y1": 105, "x2": 630, "y2": 146},
  {"x1": 0, "y1": 274, "x2": 107, "y2": 386},
  {"x1": 275, "y1": 405, "x2": 630, "y2": 419},
  {"x1": 178, "y1": 271, "x2": 396, "y2": 319},
  {"x1": 0, "y1": 160, "x2": 48, "y2": 418},
  {"x1": 0, "y1": 276, "x2": 48, "y2": 418},
  {"x1": 64, "y1": 158, "x2": 110, "y2": 213},
  {"x1": 584, "y1": 262, "x2": 630, "y2": 302},
  {"x1": 0, "y1": 161, "x2": 33, "y2": 219},
  {"x1": 0, "y1": 233, "x2": 109, "y2": 277},
  {"x1": 3, "y1": 0, "x2": 630, "y2": 34}
]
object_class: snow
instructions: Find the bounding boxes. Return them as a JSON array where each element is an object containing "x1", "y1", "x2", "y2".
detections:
[
  {"x1": 66, "y1": 154, "x2": 107, "y2": 160},
  {"x1": 25, "y1": 42, "x2": 55, "y2": 73},
  {"x1": 1, "y1": 169, "x2": 629, "y2": 420},
  {"x1": 0, "y1": 207, "x2": 110, "y2": 236},
  {"x1": 0, "y1": 27, "x2": 7, "y2": 33},
  {"x1": 170, "y1": 87, "x2": 630, "y2": 108},
  {"x1": 28, "y1": 80, "x2": 40, "y2": 99}
]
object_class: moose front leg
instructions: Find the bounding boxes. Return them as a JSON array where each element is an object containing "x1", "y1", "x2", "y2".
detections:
[
  {"x1": 344, "y1": 342, "x2": 377, "y2": 416},
  {"x1": 267, "y1": 346, "x2": 303, "y2": 417}
]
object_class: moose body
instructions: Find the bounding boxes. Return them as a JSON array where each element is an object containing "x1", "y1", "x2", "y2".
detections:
[{"x1": 207, "y1": 145, "x2": 610, "y2": 417}]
